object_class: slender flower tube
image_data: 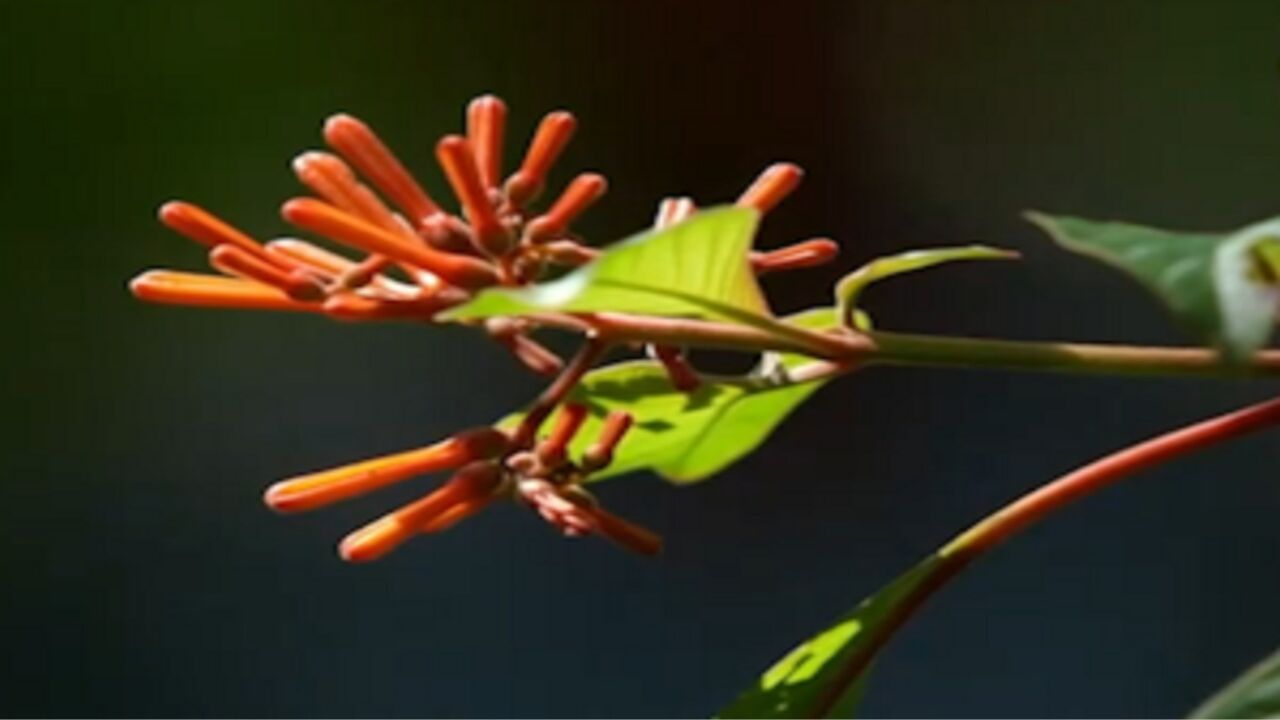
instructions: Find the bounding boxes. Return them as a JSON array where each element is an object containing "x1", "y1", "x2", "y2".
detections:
[
  {"x1": 264, "y1": 428, "x2": 509, "y2": 513},
  {"x1": 524, "y1": 173, "x2": 608, "y2": 243},
  {"x1": 436, "y1": 135, "x2": 510, "y2": 255},
  {"x1": 281, "y1": 197, "x2": 498, "y2": 289},
  {"x1": 466, "y1": 94, "x2": 507, "y2": 190},
  {"x1": 129, "y1": 270, "x2": 317, "y2": 312},
  {"x1": 339, "y1": 460, "x2": 505, "y2": 563},
  {"x1": 323, "y1": 113, "x2": 441, "y2": 225},
  {"x1": 735, "y1": 162, "x2": 803, "y2": 214},
  {"x1": 505, "y1": 111, "x2": 577, "y2": 208},
  {"x1": 159, "y1": 201, "x2": 291, "y2": 269}
]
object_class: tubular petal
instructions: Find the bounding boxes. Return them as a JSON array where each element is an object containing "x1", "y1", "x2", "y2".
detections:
[
  {"x1": 323, "y1": 114, "x2": 441, "y2": 224},
  {"x1": 751, "y1": 238, "x2": 839, "y2": 274},
  {"x1": 282, "y1": 197, "x2": 498, "y2": 289},
  {"x1": 209, "y1": 245, "x2": 325, "y2": 301},
  {"x1": 536, "y1": 402, "x2": 590, "y2": 467},
  {"x1": 583, "y1": 411, "x2": 635, "y2": 471},
  {"x1": 587, "y1": 506, "x2": 663, "y2": 556},
  {"x1": 265, "y1": 238, "x2": 357, "y2": 276},
  {"x1": 129, "y1": 270, "x2": 317, "y2": 312},
  {"x1": 158, "y1": 201, "x2": 289, "y2": 269},
  {"x1": 466, "y1": 95, "x2": 508, "y2": 189},
  {"x1": 505, "y1": 111, "x2": 577, "y2": 207},
  {"x1": 525, "y1": 172, "x2": 608, "y2": 242},
  {"x1": 264, "y1": 428, "x2": 508, "y2": 513},
  {"x1": 735, "y1": 162, "x2": 803, "y2": 214},
  {"x1": 338, "y1": 461, "x2": 503, "y2": 562},
  {"x1": 435, "y1": 135, "x2": 509, "y2": 255}
]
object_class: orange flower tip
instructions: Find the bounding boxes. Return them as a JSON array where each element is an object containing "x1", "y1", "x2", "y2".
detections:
[
  {"x1": 322, "y1": 113, "x2": 440, "y2": 222},
  {"x1": 506, "y1": 110, "x2": 578, "y2": 207},
  {"x1": 467, "y1": 94, "x2": 509, "y2": 189},
  {"x1": 435, "y1": 135, "x2": 509, "y2": 255},
  {"x1": 262, "y1": 481, "x2": 307, "y2": 514},
  {"x1": 584, "y1": 410, "x2": 634, "y2": 470},
  {"x1": 592, "y1": 509, "x2": 663, "y2": 556},
  {"x1": 537, "y1": 402, "x2": 590, "y2": 466},
  {"x1": 753, "y1": 238, "x2": 841, "y2": 274},
  {"x1": 128, "y1": 270, "x2": 161, "y2": 299},
  {"x1": 157, "y1": 200, "x2": 285, "y2": 269},
  {"x1": 338, "y1": 518, "x2": 408, "y2": 563},
  {"x1": 736, "y1": 162, "x2": 805, "y2": 215},
  {"x1": 526, "y1": 172, "x2": 608, "y2": 242},
  {"x1": 209, "y1": 244, "x2": 325, "y2": 301},
  {"x1": 281, "y1": 197, "x2": 498, "y2": 289}
]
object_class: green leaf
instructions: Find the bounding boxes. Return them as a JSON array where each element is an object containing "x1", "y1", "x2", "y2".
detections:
[
  {"x1": 442, "y1": 206, "x2": 775, "y2": 328},
  {"x1": 718, "y1": 555, "x2": 947, "y2": 718},
  {"x1": 1027, "y1": 212, "x2": 1280, "y2": 359},
  {"x1": 501, "y1": 307, "x2": 842, "y2": 484},
  {"x1": 1190, "y1": 647, "x2": 1280, "y2": 719},
  {"x1": 834, "y1": 246, "x2": 1018, "y2": 326}
]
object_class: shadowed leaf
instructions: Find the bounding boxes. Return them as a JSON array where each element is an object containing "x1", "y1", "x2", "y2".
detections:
[
  {"x1": 443, "y1": 206, "x2": 779, "y2": 330},
  {"x1": 1027, "y1": 212, "x2": 1279, "y2": 359},
  {"x1": 501, "y1": 308, "x2": 845, "y2": 484},
  {"x1": 718, "y1": 555, "x2": 949, "y2": 718},
  {"x1": 1190, "y1": 647, "x2": 1280, "y2": 719}
]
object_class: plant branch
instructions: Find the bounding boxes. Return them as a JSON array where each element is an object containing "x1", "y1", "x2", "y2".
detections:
[
  {"x1": 807, "y1": 395, "x2": 1280, "y2": 719},
  {"x1": 526, "y1": 311, "x2": 1280, "y2": 378},
  {"x1": 511, "y1": 337, "x2": 609, "y2": 448}
]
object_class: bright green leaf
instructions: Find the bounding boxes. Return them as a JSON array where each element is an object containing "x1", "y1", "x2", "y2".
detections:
[
  {"x1": 1189, "y1": 647, "x2": 1280, "y2": 719},
  {"x1": 1027, "y1": 212, "x2": 1280, "y2": 360},
  {"x1": 500, "y1": 307, "x2": 842, "y2": 484},
  {"x1": 718, "y1": 555, "x2": 946, "y2": 718},
  {"x1": 834, "y1": 246, "x2": 1018, "y2": 327},
  {"x1": 442, "y1": 206, "x2": 776, "y2": 329}
]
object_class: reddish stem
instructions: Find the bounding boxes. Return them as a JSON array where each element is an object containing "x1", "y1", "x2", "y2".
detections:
[{"x1": 808, "y1": 395, "x2": 1280, "y2": 718}]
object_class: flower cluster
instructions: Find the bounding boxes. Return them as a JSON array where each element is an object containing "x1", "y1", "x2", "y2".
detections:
[{"x1": 130, "y1": 95, "x2": 840, "y2": 560}]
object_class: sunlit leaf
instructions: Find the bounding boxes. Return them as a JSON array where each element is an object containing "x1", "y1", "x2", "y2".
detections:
[
  {"x1": 834, "y1": 246, "x2": 1017, "y2": 327},
  {"x1": 1190, "y1": 647, "x2": 1280, "y2": 719},
  {"x1": 501, "y1": 308, "x2": 843, "y2": 484},
  {"x1": 443, "y1": 206, "x2": 776, "y2": 329},
  {"x1": 1027, "y1": 212, "x2": 1280, "y2": 359},
  {"x1": 718, "y1": 555, "x2": 948, "y2": 718}
]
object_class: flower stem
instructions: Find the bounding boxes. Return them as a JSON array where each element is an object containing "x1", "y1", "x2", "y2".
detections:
[
  {"x1": 533, "y1": 311, "x2": 1280, "y2": 378},
  {"x1": 808, "y1": 395, "x2": 1280, "y2": 718},
  {"x1": 512, "y1": 338, "x2": 608, "y2": 448},
  {"x1": 864, "y1": 331, "x2": 1280, "y2": 377}
]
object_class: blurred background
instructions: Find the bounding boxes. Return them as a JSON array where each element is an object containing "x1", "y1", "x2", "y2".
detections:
[{"x1": 3, "y1": 0, "x2": 1280, "y2": 716}]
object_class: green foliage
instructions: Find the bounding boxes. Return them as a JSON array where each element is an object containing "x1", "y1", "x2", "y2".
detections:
[
  {"x1": 502, "y1": 308, "x2": 845, "y2": 484},
  {"x1": 1190, "y1": 648, "x2": 1280, "y2": 719},
  {"x1": 719, "y1": 555, "x2": 949, "y2": 718},
  {"x1": 1027, "y1": 212, "x2": 1280, "y2": 359},
  {"x1": 443, "y1": 206, "x2": 778, "y2": 329},
  {"x1": 834, "y1": 246, "x2": 1018, "y2": 327}
]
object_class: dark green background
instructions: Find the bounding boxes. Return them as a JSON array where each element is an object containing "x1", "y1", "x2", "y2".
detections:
[{"x1": 3, "y1": 0, "x2": 1280, "y2": 716}]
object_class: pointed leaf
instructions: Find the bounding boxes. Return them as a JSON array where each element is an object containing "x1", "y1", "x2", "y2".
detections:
[
  {"x1": 1027, "y1": 212, "x2": 1279, "y2": 359},
  {"x1": 718, "y1": 555, "x2": 948, "y2": 718},
  {"x1": 443, "y1": 206, "x2": 774, "y2": 328},
  {"x1": 1190, "y1": 647, "x2": 1280, "y2": 719},
  {"x1": 500, "y1": 308, "x2": 842, "y2": 484},
  {"x1": 834, "y1": 246, "x2": 1018, "y2": 326}
]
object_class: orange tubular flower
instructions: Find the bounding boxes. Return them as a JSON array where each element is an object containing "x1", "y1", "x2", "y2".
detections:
[
  {"x1": 264, "y1": 428, "x2": 509, "y2": 514},
  {"x1": 323, "y1": 113, "x2": 442, "y2": 226},
  {"x1": 467, "y1": 94, "x2": 508, "y2": 190},
  {"x1": 129, "y1": 271, "x2": 318, "y2": 312},
  {"x1": 736, "y1": 162, "x2": 804, "y2": 214},
  {"x1": 129, "y1": 94, "x2": 826, "y2": 562},
  {"x1": 504, "y1": 111, "x2": 578, "y2": 208},
  {"x1": 339, "y1": 461, "x2": 505, "y2": 563}
]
